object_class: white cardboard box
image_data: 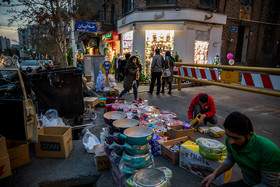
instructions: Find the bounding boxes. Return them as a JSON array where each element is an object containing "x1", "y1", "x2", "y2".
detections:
[{"x1": 179, "y1": 140, "x2": 232, "y2": 186}]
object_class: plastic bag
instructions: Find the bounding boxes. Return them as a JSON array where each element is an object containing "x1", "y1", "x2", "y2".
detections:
[
  {"x1": 196, "y1": 138, "x2": 226, "y2": 154},
  {"x1": 39, "y1": 109, "x2": 66, "y2": 127},
  {"x1": 82, "y1": 129, "x2": 101, "y2": 153}
]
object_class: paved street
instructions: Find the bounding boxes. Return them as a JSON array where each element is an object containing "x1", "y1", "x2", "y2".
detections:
[{"x1": 2, "y1": 83, "x2": 280, "y2": 187}]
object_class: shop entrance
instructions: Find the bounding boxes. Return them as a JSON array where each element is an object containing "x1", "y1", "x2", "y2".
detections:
[{"x1": 145, "y1": 30, "x2": 174, "y2": 75}]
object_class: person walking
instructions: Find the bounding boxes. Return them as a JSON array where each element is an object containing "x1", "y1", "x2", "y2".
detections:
[
  {"x1": 114, "y1": 53, "x2": 121, "y2": 82},
  {"x1": 148, "y1": 48, "x2": 164, "y2": 95},
  {"x1": 118, "y1": 56, "x2": 139, "y2": 101},
  {"x1": 119, "y1": 53, "x2": 131, "y2": 82},
  {"x1": 161, "y1": 51, "x2": 174, "y2": 94}
]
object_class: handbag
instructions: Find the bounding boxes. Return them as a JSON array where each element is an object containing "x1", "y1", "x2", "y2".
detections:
[
  {"x1": 162, "y1": 68, "x2": 171, "y2": 77},
  {"x1": 162, "y1": 57, "x2": 171, "y2": 77}
]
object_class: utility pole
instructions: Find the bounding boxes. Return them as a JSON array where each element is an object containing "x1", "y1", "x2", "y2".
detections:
[{"x1": 71, "y1": 0, "x2": 76, "y2": 67}]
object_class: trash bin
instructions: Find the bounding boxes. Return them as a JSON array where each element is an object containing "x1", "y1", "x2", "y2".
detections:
[{"x1": 29, "y1": 68, "x2": 84, "y2": 119}]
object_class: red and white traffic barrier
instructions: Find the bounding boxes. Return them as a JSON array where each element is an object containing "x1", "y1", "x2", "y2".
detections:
[
  {"x1": 179, "y1": 67, "x2": 219, "y2": 81},
  {"x1": 241, "y1": 73, "x2": 280, "y2": 91}
]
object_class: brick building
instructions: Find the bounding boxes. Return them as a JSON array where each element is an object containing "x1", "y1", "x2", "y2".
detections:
[
  {"x1": 101, "y1": 0, "x2": 280, "y2": 69},
  {"x1": 221, "y1": 0, "x2": 280, "y2": 67}
]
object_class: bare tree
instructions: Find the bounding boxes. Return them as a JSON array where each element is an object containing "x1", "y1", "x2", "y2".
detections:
[{"x1": 1, "y1": 0, "x2": 102, "y2": 67}]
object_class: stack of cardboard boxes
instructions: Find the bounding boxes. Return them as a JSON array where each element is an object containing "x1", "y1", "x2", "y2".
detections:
[{"x1": 0, "y1": 135, "x2": 30, "y2": 179}]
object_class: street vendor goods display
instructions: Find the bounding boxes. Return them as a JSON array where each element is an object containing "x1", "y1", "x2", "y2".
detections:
[
  {"x1": 104, "y1": 111, "x2": 127, "y2": 126},
  {"x1": 113, "y1": 119, "x2": 139, "y2": 133},
  {"x1": 209, "y1": 126, "x2": 225, "y2": 138},
  {"x1": 120, "y1": 126, "x2": 154, "y2": 145},
  {"x1": 179, "y1": 140, "x2": 231, "y2": 186},
  {"x1": 126, "y1": 167, "x2": 172, "y2": 187},
  {"x1": 196, "y1": 138, "x2": 226, "y2": 160}
]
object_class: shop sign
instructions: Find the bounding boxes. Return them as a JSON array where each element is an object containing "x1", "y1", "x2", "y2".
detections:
[
  {"x1": 102, "y1": 32, "x2": 112, "y2": 41},
  {"x1": 221, "y1": 71, "x2": 239, "y2": 84},
  {"x1": 230, "y1": 27, "x2": 238, "y2": 32},
  {"x1": 102, "y1": 31, "x2": 119, "y2": 42},
  {"x1": 75, "y1": 21, "x2": 102, "y2": 33}
]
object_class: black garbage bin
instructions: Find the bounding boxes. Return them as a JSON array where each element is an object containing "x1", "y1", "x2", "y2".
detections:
[{"x1": 30, "y1": 68, "x2": 84, "y2": 119}]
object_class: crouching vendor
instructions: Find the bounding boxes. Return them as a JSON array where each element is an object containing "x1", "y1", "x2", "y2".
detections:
[{"x1": 188, "y1": 93, "x2": 217, "y2": 127}]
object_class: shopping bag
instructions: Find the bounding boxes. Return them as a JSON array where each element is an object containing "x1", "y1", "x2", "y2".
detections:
[{"x1": 162, "y1": 68, "x2": 171, "y2": 77}]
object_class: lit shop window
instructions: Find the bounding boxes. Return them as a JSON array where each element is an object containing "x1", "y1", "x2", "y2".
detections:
[
  {"x1": 123, "y1": 31, "x2": 133, "y2": 54},
  {"x1": 194, "y1": 41, "x2": 209, "y2": 64},
  {"x1": 145, "y1": 30, "x2": 174, "y2": 74}
]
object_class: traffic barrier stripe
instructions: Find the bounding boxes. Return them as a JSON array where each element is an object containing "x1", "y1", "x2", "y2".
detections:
[
  {"x1": 241, "y1": 73, "x2": 280, "y2": 91},
  {"x1": 179, "y1": 67, "x2": 218, "y2": 81}
]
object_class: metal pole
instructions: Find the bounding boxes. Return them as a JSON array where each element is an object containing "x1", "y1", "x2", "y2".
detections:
[
  {"x1": 174, "y1": 75, "x2": 280, "y2": 97},
  {"x1": 71, "y1": 0, "x2": 76, "y2": 67},
  {"x1": 174, "y1": 63, "x2": 280, "y2": 74}
]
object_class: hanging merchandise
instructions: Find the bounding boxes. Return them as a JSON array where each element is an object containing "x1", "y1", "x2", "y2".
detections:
[
  {"x1": 145, "y1": 30, "x2": 174, "y2": 75},
  {"x1": 123, "y1": 31, "x2": 133, "y2": 54},
  {"x1": 194, "y1": 41, "x2": 209, "y2": 64}
]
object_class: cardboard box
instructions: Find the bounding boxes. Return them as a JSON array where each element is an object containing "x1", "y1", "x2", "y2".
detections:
[
  {"x1": 84, "y1": 97, "x2": 99, "y2": 108},
  {"x1": 161, "y1": 136, "x2": 190, "y2": 165},
  {"x1": 35, "y1": 127, "x2": 73, "y2": 158},
  {"x1": 6, "y1": 140, "x2": 30, "y2": 169},
  {"x1": 0, "y1": 154, "x2": 12, "y2": 179},
  {"x1": 103, "y1": 89, "x2": 119, "y2": 97},
  {"x1": 166, "y1": 125, "x2": 195, "y2": 139},
  {"x1": 94, "y1": 155, "x2": 110, "y2": 171},
  {"x1": 0, "y1": 135, "x2": 8, "y2": 157},
  {"x1": 179, "y1": 140, "x2": 232, "y2": 186}
]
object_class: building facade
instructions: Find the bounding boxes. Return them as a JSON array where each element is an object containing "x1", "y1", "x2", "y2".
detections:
[
  {"x1": 103, "y1": 0, "x2": 280, "y2": 72},
  {"x1": 0, "y1": 36, "x2": 11, "y2": 50},
  {"x1": 221, "y1": 0, "x2": 280, "y2": 67}
]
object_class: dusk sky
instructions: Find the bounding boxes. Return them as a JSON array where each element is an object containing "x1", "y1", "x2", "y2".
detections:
[{"x1": 0, "y1": 4, "x2": 22, "y2": 44}]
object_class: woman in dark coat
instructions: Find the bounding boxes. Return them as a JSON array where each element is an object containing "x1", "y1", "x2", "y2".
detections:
[
  {"x1": 161, "y1": 51, "x2": 175, "y2": 94},
  {"x1": 118, "y1": 56, "x2": 139, "y2": 100}
]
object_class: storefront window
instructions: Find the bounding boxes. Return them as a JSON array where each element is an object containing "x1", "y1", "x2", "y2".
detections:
[
  {"x1": 194, "y1": 41, "x2": 209, "y2": 64},
  {"x1": 123, "y1": 31, "x2": 133, "y2": 54},
  {"x1": 145, "y1": 30, "x2": 174, "y2": 74}
]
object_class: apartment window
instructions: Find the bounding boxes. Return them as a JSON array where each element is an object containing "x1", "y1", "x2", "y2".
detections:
[
  {"x1": 240, "y1": 0, "x2": 253, "y2": 20},
  {"x1": 147, "y1": 0, "x2": 177, "y2": 6},
  {"x1": 198, "y1": 0, "x2": 219, "y2": 10},
  {"x1": 123, "y1": 0, "x2": 135, "y2": 15},
  {"x1": 111, "y1": 4, "x2": 115, "y2": 24}
]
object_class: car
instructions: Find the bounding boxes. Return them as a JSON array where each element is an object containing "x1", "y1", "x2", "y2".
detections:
[
  {"x1": 20, "y1": 60, "x2": 42, "y2": 72},
  {"x1": 40, "y1": 60, "x2": 54, "y2": 69}
]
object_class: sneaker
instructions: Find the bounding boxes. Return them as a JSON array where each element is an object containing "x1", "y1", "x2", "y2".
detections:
[
  {"x1": 147, "y1": 91, "x2": 152, "y2": 94},
  {"x1": 168, "y1": 91, "x2": 171, "y2": 94},
  {"x1": 161, "y1": 91, "x2": 164, "y2": 94}
]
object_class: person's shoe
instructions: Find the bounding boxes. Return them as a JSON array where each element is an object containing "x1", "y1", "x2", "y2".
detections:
[
  {"x1": 156, "y1": 92, "x2": 160, "y2": 95},
  {"x1": 147, "y1": 91, "x2": 152, "y2": 94},
  {"x1": 168, "y1": 91, "x2": 171, "y2": 94},
  {"x1": 161, "y1": 91, "x2": 164, "y2": 94}
]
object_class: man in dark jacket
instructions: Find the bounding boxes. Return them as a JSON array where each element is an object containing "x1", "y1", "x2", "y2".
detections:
[
  {"x1": 114, "y1": 53, "x2": 121, "y2": 82},
  {"x1": 148, "y1": 48, "x2": 164, "y2": 95},
  {"x1": 119, "y1": 53, "x2": 131, "y2": 81},
  {"x1": 188, "y1": 93, "x2": 217, "y2": 127}
]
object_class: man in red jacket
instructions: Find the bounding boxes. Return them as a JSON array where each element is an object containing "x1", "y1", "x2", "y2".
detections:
[{"x1": 188, "y1": 93, "x2": 217, "y2": 127}]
